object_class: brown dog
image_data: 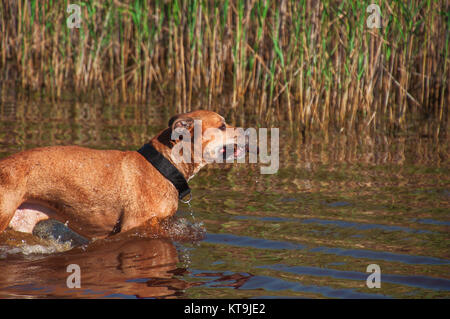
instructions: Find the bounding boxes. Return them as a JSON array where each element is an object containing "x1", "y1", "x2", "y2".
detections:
[{"x1": 0, "y1": 110, "x2": 245, "y2": 239}]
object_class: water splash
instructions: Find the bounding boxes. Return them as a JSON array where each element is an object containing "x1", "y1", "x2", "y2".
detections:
[
  {"x1": 166, "y1": 217, "x2": 206, "y2": 241},
  {"x1": 0, "y1": 240, "x2": 72, "y2": 259}
]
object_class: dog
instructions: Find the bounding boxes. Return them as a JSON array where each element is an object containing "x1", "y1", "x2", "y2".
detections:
[{"x1": 0, "y1": 110, "x2": 246, "y2": 240}]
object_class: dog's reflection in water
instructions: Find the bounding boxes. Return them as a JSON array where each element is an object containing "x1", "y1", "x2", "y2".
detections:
[{"x1": 0, "y1": 218, "x2": 207, "y2": 298}]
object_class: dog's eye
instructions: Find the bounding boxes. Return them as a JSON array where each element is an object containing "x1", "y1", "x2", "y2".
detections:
[{"x1": 219, "y1": 124, "x2": 226, "y2": 131}]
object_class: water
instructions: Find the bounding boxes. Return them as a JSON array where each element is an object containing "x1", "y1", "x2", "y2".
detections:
[{"x1": 0, "y1": 99, "x2": 449, "y2": 298}]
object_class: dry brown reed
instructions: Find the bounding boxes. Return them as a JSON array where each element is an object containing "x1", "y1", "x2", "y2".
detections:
[{"x1": 0, "y1": 0, "x2": 448, "y2": 134}]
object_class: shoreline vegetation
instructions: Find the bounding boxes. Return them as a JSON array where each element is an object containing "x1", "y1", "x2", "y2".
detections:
[{"x1": 0, "y1": 0, "x2": 448, "y2": 135}]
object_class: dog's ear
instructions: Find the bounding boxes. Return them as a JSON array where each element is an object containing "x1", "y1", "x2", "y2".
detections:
[
  {"x1": 169, "y1": 115, "x2": 194, "y2": 130},
  {"x1": 169, "y1": 115, "x2": 194, "y2": 140}
]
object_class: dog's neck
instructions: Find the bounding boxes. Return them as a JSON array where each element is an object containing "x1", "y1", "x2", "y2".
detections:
[{"x1": 150, "y1": 128, "x2": 206, "y2": 182}]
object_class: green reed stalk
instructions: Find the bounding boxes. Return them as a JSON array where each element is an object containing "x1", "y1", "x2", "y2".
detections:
[{"x1": 0, "y1": 0, "x2": 447, "y2": 136}]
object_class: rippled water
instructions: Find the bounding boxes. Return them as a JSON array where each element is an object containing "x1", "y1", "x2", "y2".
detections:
[{"x1": 0, "y1": 100, "x2": 449, "y2": 298}]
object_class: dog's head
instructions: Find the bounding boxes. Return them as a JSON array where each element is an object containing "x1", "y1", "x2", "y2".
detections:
[{"x1": 166, "y1": 110, "x2": 246, "y2": 166}]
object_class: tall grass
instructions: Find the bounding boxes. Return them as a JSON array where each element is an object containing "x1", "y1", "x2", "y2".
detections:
[{"x1": 0, "y1": 0, "x2": 448, "y2": 134}]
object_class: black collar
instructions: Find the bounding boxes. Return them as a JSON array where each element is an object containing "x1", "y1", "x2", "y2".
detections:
[{"x1": 137, "y1": 143, "x2": 191, "y2": 200}]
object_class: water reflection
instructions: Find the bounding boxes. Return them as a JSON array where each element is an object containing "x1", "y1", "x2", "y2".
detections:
[
  {"x1": 0, "y1": 99, "x2": 168, "y2": 157},
  {"x1": 0, "y1": 99, "x2": 447, "y2": 167},
  {"x1": 0, "y1": 236, "x2": 189, "y2": 298}
]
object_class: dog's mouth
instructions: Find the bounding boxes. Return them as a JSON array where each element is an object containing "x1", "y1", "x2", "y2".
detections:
[{"x1": 218, "y1": 144, "x2": 246, "y2": 161}]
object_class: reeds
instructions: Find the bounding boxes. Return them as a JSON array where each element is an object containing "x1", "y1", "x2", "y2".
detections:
[{"x1": 0, "y1": 0, "x2": 448, "y2": 134}]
